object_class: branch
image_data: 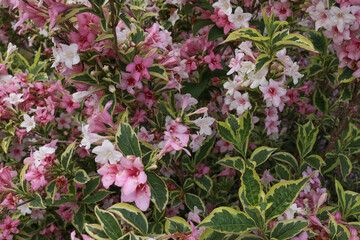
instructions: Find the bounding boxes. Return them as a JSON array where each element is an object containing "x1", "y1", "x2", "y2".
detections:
[{"x1": 109, "y1": 0, "x2": 121, "y2": 70}]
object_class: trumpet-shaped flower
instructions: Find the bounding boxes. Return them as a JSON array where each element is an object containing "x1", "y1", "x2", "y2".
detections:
[
  {"x1": 126, "y1": 56, "x2": 153, "y2": 82},
  {"x1": 92, "y1": 140, "x2": 123, "y2": 165},
  {"x1": 20, "y1": 114, "x2": 36, "y2": 132}
]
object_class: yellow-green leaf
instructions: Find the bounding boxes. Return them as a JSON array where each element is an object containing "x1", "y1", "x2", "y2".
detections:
[
  {"x1": 108, "y1": 203, "x2": 148, "y2": 235},
  {"x1": 199, "y1": 207, "x2": 256, "y2": 234}
]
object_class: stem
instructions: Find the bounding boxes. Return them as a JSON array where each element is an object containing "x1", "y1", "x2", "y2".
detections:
[
  {"x1": 109, "y1": 0, "x2": 121, "y2": 70},
  {"x1": 323, "y1": 79, "x2": 360, "y2": 158}
]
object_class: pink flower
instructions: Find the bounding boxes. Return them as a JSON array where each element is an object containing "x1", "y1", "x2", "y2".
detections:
[
  {"x1": 60, "y1": 94, "x2": 80, "y2": 114},
  {"x1": 121, "y1": 183, "x2": 151, "y2": 211},
  {"x1": 0, "y1": 166, "x2": 18, "y2": 193},
  {"x1": 260, "y1": 170, "x2": 276, "y2": 184},
  {"x1": 0, "y1": 216, "x2": 20, "y2": 236},
  {"x1": 291, "y1": 231, "x2": 308, "y2": 240},
  {"x1": 228, "y1": 91, "x2": 252, "y2": 116},
  {"x1": 97, "y1": 163, "x2": 123, "y2": 189},
  {"x1": 126, "y1": 56, "x2": 153, "y2": 82},
  {"x1": 273, "y1": 1, "x2": 293, "y2": 21},
  {"x1": 204, "y1": 52, "x2": 223, "y2": 71},
  {"x1": 136, "y1": 86, "x2": 155, "y2": 109},
  {"x1": 218, "y1": 167, "x2": 236, "y2": 180},
  {"x1": 175, "y1": 93, "x2": 198, "y2": 111},
  {"x1": 265, "y1": 119, "x2": 281, "y2": 135},
  {"x1": 116, "y1": 156, "x2": 147, "y2": 195},
  {"x1": 120, "y1": 72, "x2": 143, "y2": 95},
  {"x1": 194, "y1": 163, "x2": 210, "y2": 178},
  {"x1": 286, "y1": 89, "x2": 299, "y2": 106},
  {"x1": 259, "y1": 79, "x2": 287, "y2": 108}
]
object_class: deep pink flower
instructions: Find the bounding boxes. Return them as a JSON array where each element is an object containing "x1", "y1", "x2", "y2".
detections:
[
  {"x1": 126, "y1": 56, "x2": 153, "y2": 82},
  {"x1": 204, "y1": 52, "x2": 223, "y2": 71},
  {"x1": 0, "y1": 216, "x2": 20, "y2": 236}
]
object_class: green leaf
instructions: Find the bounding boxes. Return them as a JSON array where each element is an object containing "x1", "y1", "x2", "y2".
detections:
[
  {"x1": 208, "y1": 25, "x2": 225, "y2": 41},
  {"x1": 184, "y1": 193, "x2": 205, "y2": 212},
  {"x1": 274, "y1": 33, "x2": 317, "y2": 52},
  {"x1": 236, "y1": 111, "x2": 252, "y2": 158},
  {"x1": 337, "y1": 223, "x2": 351, "y2": 240},
  {"x1": 60, "y1": 141, "x2": 76, "y2": 171},
  {"x1": 217, "y1": 156, "x2": 244, "y2": 172},
  {"x1": 69, "y1": 72, "x2": 98, "y2": 85},
  {"x1": 241, "y1": 166, "x2": 262, "y2": 205},
  {"x1": 85, "y1": 224, "x2": 109, "y2": 240},
  {"x1": 199, "y1": 229, "x2": 226, "y2": 240},
  {"x1": 1, "y1": 136, "x2": 12, "y2": 154},
  {"x1": 255, "y1": 54, "x2": 272, "y2": 73},
  {"x1": 199, "y1": 207, "x2": 256, "y2": 234},
  {"x1": 74, "y1": 169, "x2": 90, "y2": 184},
  {"x1": 165, "y1": 217, "x2": 192, "y2": 234},
  {"x1": 72, "y1": 205, "x2": 86, "y2": 233},
  {"x1": 275, "y1": 164, "x2": 291, "y2": 180},
  {"x1": 265, "y1": 176, "x2": 311, "y2": 221},
  {"x1": 313, "y1": 88, "x2": 328, "y2": 114},
  {"x1": 296, "y1": 122, "x2": 318, "y2": 159},
  {"x1": 216, "y1": 121, "x2": 237, "y2": 145},
  {"x1": 116, "y1": 122, "x2": 142, "y2": 157},
  {"x1": 108, "y1": 203, "x2": 148, "y2": 235},
  {"x1": 130, "y1": 27, "x2": 145, "y2": 44},
  {"x1": 307, "y1": 30, "x2": 327, "y2": 54},
  {"x1": 83, "y1": 176, "x2": 101, "y2": 198},
  {"x1": 338, "y1": 154, "x2": 352, "y2": 178},
  {"x1": 99, "y1": 94, "x2": 116, "y2": 116},
  {"x1": 146, "y1": 172, "x2": 168, "y2": 211},
  {"x1": 337, "y1": 67, "x2": 355, "y2": 84},
  {"x1": 250, "y1": 146, "x2": 276, "y2": 167},
  {"x1": 271, "y1": 152, "x2": 298, "y2": 170},
  {"x1": 270, "y1": 219, "x2": 309, "y2": 240},
  {"x1": 194, "y1": 175, "x2": 213, "y2": 192},
  {"x1": 45, "y1": 179, "x2": 57, "y2": 204},
  {"x1": 28, "y1": 192, "x2": 46, "y2": 209},
  {"x1": 94, "y1": 206, "x2": 123, "y2": 240},
  {"x1": 148, "y1": 64, "x2": 168, "y2": 81},
  {"x1": 335, "y1": 179, "x2": 346, "y2": 212},
  {"x1": 82, "y1": 189, "x2": 113, "y2": 204},
  {"x1": 222, "y1": 28, "x2": 269, "y2": 45},
  {"x1": 194, "y1": 135, "x2": 216, "y2": 164},
  {"x1": 304, "y1": 154, "x2": 325, "y2": 170},
  {"x1": 338, "y1": 87, "x2": 352, "y2": 102},
  {"x1": 193, "y1": 19, "x2": 214, "y2": 35}
]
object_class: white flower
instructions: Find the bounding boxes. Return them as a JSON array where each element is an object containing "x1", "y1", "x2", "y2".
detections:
[
  {"x1": 80, "y1": 124, "x2": 104, "y2": 150},
  {"x1": 212, "y1": 0, "x2": 232, "y2": 16},
  {"x1": 18, "y1": 200, "x2": 32, "y2": 215},
  {"x1": 247, "y1": 66, "x2": 268, "y2": 88},
  {"x1": 6, "y1": 42, "x2": 17, "y2": 59},
  {"x1": 169, "y1": 9, "x2": 180, "y2": 26},
  {"x1": 329, "y1": 6, "x2": 355, "y2": 33},
  {"x1": 3, "y1": 93, "x2": 24, "y2": 105},
  {"x1": 33, "y1": 146, "x2": 56, "y2": 167},
  {"x1": 52, "y1": 43, "x2": 80, "y2": 69},
  {"x1": 281, "y1": 203, "x2": 304, "y2": 220},
  {"x1": 229, "y1": 7, "x2": 252, "y2": 29},
  {"x1": 92, "y1": 140, "x2": 123, "y2": 165},
  {"x1": 240, "y1": 61, "x2": 255, "y2": 74},
  {"x1": 193, "y1": 113, "x2": 215, "y2": 136},
  {"x1": 20, "y1": 114, "x2": 36, "y2": 132},
  {"x1": 59, "y1": 43, "x2": 80, "y2": 69}
]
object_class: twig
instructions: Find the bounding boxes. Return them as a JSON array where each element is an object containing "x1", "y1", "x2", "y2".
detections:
[
  {"x1": 22, "y1": 0, "x2": 47, "y2": 14},
  {"x1": 109, "y1": 0, "x2": 121, "y2": 70}
]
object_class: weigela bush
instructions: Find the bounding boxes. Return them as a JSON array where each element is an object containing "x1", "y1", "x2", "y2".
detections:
[{"x1": 0, "y1": 0, "x2": 359, "y2": 239}]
